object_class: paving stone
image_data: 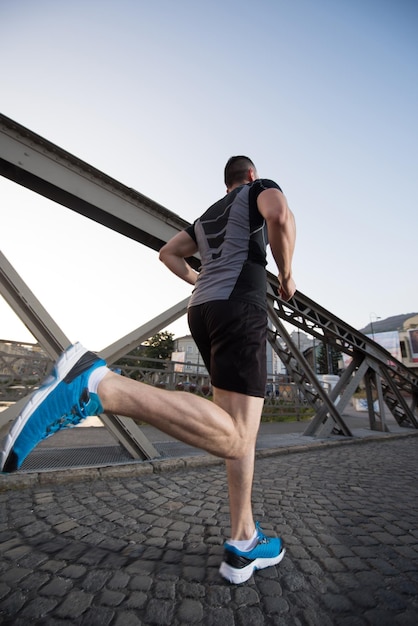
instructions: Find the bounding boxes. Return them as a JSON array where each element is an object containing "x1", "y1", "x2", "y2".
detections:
[
  {"x1": 394, "y1": 611, "x2": 418, "y2": 626},
  {"x1": 123, "y1": 590, "x2": 147, "y2": 609},
  {"x1": 347, "y1": 588, "x2": 377, "y2": 609},
  {"x1": 0, "y1": 566, "x2": 32, "y2": 584},
  {"x1": 236, "y1": 606, "x2": 265, "y2": 626},
  {"x1": 0, "y1": 589, "x2": 28, "y2": 616},
  {"x1": 79, "y1": 606, "x2": 115, "y2": 626},
  {"x1": 113, "y1": 610, "x2": 142, "y2": 626},
  {"x1": 54, "y1": 589, "x2": 94, "y2": 618},
  {"x1": 262, "y1": 595, "x2": 290, "y2": 615},
  {"x1": 205, "y1": 607, "x2": 235, "y2": 625},
  {"x1": 144, "y1": 598, "x2": 175, "y2": 625},
  {"x1": 59, "y1": 563, "x2": 87, "y2": 579},
  {"x1": 99, "y1": 588, "x2": 126, "y2": 607},
  {"x1": 82, "y1": 568, "x2": 111, "y2": 592},
  {"x1": 40, "y1": 576, "x2": 73, "y2": 597},
  {"x1": 39, "y1": 558, "x2": 66, "y2": 574},
  {"x1": 19, "y1": 596, "x2": 59, "y2": 619},
  {"x1": 0, "y1": 435, "x2": 416, "y2": 624},
  {"x1": 177, "y1": 598, "x2": 204, "y2": 623}
]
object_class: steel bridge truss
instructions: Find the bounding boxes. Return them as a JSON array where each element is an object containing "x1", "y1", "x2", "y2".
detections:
[
  {"x1": 267, "y1": 278, "x2": 418, "y2": 436},
  {"x1": 1, "y1": 113, "x2": 417, "y2": 464}
]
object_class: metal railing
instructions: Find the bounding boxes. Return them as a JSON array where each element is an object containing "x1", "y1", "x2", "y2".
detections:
[{"x1": 0, "y1": 350, "x2": 311, "y2": 421}]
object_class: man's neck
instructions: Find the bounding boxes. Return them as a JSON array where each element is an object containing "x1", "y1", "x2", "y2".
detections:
[{"x1": 228, "y1": 180, "x2": 248, "y2": 193}]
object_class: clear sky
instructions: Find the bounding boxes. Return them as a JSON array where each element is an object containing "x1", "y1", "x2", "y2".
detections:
[{"x1": 1, "y1": 0, "x2": 417, "y2": 350}]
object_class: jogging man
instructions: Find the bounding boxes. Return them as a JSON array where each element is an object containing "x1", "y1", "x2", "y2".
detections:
[{"x1": 0, "y1": 156, "x2": 296, "y2": 584}]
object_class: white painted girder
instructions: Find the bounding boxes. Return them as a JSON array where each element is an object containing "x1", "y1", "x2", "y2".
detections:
[{"x1": 0, "y1": 113, "x2": 190, "y2": 254}]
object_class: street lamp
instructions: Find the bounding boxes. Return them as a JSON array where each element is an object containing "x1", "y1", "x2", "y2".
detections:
[{"x1": 369, "y1": 312, "x2": 381, "y2": 340}]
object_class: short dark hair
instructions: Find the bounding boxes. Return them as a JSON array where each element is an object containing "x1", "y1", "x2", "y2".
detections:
[{"x1": 224, "y1": 155, "x2": 256, "y2": 188}]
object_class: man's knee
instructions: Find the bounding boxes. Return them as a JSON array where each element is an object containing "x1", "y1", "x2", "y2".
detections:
[{"x1": 225, "y1": 432, "x2": 258, "y2": 460}]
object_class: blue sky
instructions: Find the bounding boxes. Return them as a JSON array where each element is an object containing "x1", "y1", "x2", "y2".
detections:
[{"x1": 1, "y1": 0, "x2": 417, "y2": 350}]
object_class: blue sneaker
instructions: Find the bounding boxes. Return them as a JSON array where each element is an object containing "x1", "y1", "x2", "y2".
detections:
[
  {"x1": 0, "y1": 343, "x2": 106, "y2": 473},
  {"x1": 219, "y1": 523, "x2": 286, "y2": 584}
]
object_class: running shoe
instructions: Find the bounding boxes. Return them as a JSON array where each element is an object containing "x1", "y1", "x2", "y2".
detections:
[
  {"x1": 219, "y1": 523, "x2": 285, "y2": 584},
  {"x1": 0, "y1": 343, "x2": 106, "y2": 473}
]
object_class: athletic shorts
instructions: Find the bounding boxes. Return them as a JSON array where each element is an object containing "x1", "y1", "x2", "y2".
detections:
[{"x1": 187, "y1": 300, "x2": 267, "y2": 397}]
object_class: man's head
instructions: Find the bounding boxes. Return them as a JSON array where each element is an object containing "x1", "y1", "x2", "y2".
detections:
[{"x1": 224, "y1": 156, "x2": 258, "y2": 191}]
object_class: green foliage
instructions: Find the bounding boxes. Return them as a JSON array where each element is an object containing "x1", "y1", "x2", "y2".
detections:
[
  {"x1": 316, "y1": 343, "x2": 342, "y2": 375},
  {"x1": 141, "y1": 331, "x2": 175, "y2": 369},
  {"x1": 143, "y1": 331, "x2": 174, "y2": 359},
  {"x1": 115, "y1": 331, "x2": 175, "y2": 373}
]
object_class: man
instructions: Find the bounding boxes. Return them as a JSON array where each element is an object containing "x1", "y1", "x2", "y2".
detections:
[
  {"x1": 159, "y1": 156, "x2": 296, "y2": 583},
  {"x1": 0, "y1": 156, "x2": 296, "y2": 584}
]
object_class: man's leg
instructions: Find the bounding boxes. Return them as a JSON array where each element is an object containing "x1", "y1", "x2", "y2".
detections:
[
  {"x1": 212, "y1": 387, "x2": 264, "y2": 540},
  {"x1": 214, "y1": 387, "x2": 286, "y2": 584},
  {"x1": 101, "y1": 375, "x2": 265, "y2": 529},
  {"x1": 101, "y1": 374, "x2": 264, "y2": 538},
  {"x1": 98, "y1": 372, "x2": 244, "y2": 459},
  {"x1": 0, "y1": 344, "x2": 245, "y2": 472}
]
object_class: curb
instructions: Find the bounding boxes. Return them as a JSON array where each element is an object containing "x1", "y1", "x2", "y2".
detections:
[{"x1": 0, "y1": 430, "x2": 417, "y2": 492}]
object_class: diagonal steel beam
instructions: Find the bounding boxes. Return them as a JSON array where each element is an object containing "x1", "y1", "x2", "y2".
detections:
[
  {"x1": 0, "y1": 250, "x2": 160, "y2": 459},
  {"x1": 377, "y1": 362, "x2": 418, "y2": 428},
  {"x1": 101, "y1": 298, "x2": 189, "y2": 364},
  {"x1": 267, "y1": 300, "x2": 352, "y2": 437},
  {"x1": 1, "y1": 250, "x2": 70, "y2": 360}
]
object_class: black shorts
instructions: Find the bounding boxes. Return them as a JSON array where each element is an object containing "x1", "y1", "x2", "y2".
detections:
[{"x1": 187, "y1": 300, "x2": 267, "y2": 397}]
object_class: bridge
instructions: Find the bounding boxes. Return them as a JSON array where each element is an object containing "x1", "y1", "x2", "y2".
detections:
[{"x1": 1, "y1": 113, "x2": 417, "y2": 463}]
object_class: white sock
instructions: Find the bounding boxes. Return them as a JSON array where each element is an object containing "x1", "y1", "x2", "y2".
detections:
[
  {"x1": 88, "y1": 366, "x2": 110, "y2": 394},
  {"x1": 227, "y1": 528, "x2": 258, "y2": 552}
]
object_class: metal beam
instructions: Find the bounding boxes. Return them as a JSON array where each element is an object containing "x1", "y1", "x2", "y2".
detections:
[
  {"x1": 0, "y1": 250, "x2": 71, "y2": 360},
  {"x1": 267, "y1": 301, "x2": 352, "y2": 437},
  {"x1": 101, "y1": 298, "x2": 189, "y2": 364},
  {"x1": 378, "y1": 363, "x2": 418, "y2": 428},
  {"x1": 0, "y1": 250, "x2": 160, "y2": 459},
  {"x1": 0, "y1": 114, "x2": 196, "y2": 262}
]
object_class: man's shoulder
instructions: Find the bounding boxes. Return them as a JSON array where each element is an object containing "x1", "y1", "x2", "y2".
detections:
[
  {"x1": 252, "y1": 178, "x2": 283, "y2": 192},
  {"x1": 198, "y1": 190, "x2": 239, "y2": 221}
]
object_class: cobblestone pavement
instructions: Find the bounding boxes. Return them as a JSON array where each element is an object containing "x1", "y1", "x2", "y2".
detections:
[{"x1": 0, "y1": 435, "x2": 417, "y2": 625}]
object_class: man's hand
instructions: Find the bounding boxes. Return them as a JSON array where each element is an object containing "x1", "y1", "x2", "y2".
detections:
[{"x1": 278, "y1": 276, "x2": 296, "y2": 301}]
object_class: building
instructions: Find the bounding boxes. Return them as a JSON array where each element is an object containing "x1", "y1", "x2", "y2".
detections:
[
  {"x1": 360, "y1": 312, "x2": 418, "y2": 374},
  {"x1": 172, "y1": 335, "x2": 208, "y2": 376}
]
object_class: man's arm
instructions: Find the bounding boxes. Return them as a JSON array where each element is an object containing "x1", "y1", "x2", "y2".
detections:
[
  {"x1": 257, "y1": 188, "x2": 296, "y2": 301},
  {"x1": 159, "y1": 230, "x2": 199, "y2": 285}
]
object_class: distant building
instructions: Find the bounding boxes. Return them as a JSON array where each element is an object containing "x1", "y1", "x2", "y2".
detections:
[
  {"x1": 289, "y1": 330, "x2": 313, "y2": 353},
  {"x1": 172, "y1": 335, "x2": 208, "y2": 376},
  {"x1": 360, "y1": 312, "x2": 418, "y2": 374}
]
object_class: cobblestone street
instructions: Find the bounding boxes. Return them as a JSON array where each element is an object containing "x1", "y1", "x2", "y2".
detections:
[{"x1": 0, "y1": 435, "x2": 417, "y2": 625}]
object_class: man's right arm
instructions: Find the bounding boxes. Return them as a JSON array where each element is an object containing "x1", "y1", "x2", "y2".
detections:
[
  {"x1": 257, "y1": 188, "x2": 296, "y2": 301},
  {"x1": 159, "y1": 230, "x2": 199, "y2": 285}
]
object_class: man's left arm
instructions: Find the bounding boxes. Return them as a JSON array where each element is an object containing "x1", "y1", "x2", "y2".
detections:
[
  {"x1": 159, "y1": 230, "x2": 199, "y2": 285},
  {"x1": 257, "y1": 188, "x2": 296, "y2": 301}
]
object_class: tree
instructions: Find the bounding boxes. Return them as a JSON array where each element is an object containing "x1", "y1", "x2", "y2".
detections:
[
  {"x1": 115, "y1": 331, "x2": 175, "y2": 373},
  {"x1": 142, "y1": 331, "x2": 175, "y2": 366},
  {"x1": 316, "y1": 343, "x2": 342, "y2": 375}
]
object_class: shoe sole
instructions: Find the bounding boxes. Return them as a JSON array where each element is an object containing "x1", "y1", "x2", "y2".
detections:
[
  {"x1": 219, "y1": 547, "x2": 286, "y2": 584},
  {"x1": 0, "y1": 343, "x2": 88, "y2": 471}
]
